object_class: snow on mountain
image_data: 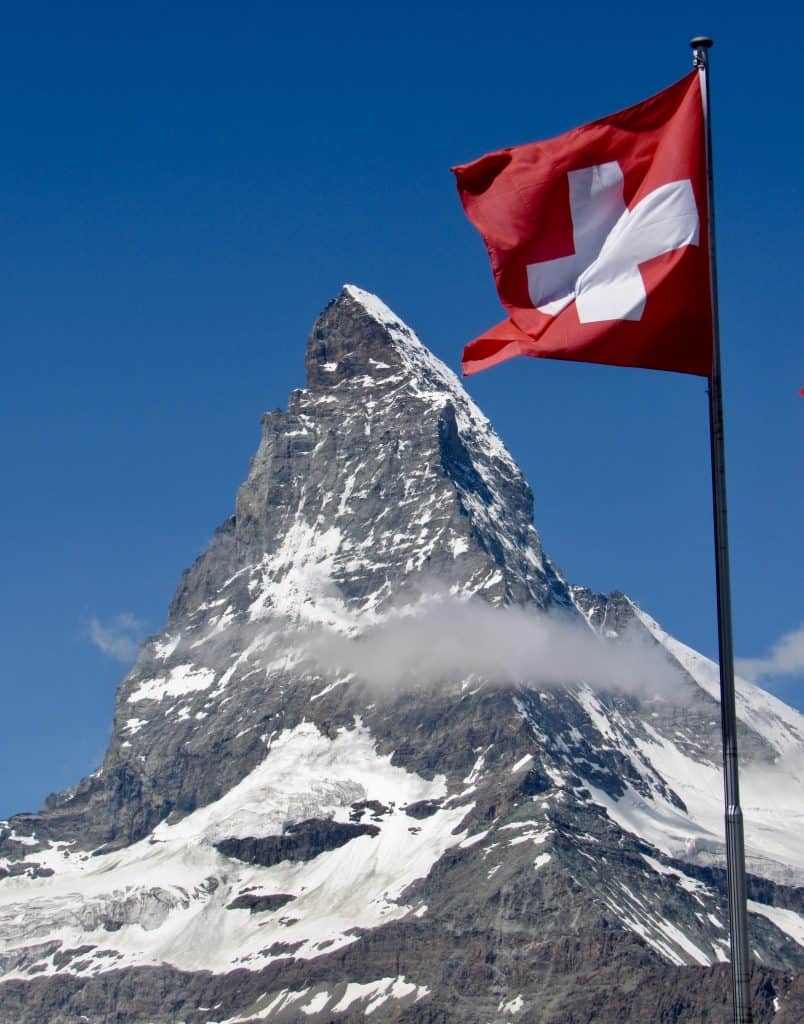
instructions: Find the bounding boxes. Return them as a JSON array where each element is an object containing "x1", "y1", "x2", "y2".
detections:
[
  {"x1": 568, "y1": 591, "x2": 804, "y2": 888},
  {"x1": 605, "y1": 601, "x2": 804, "y2": 886},
  {"x1": 0, "y1": 723, "x2": 466, "y2": 981},
  {"x1": 634, "y1": 603, "x2": 804, "y2": 758},
  {"x1": 1, "y1": 287, "x2": 802, "y2": 1023}
]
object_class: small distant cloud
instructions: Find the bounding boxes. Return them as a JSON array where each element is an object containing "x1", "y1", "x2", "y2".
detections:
[
  {"x1": 88, "y1": 613, "x2": 145, "y2": 663},
  {"x1": 736, "y1": 624, "x2": 804, "y2": 683}
]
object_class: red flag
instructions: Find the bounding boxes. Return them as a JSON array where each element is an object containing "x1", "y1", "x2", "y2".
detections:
[{"x1": 453, "y1": 71, "x2": 712, "y2": 377}]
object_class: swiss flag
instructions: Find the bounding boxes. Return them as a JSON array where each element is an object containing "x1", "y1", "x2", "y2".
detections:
[{"x1": 453, "y1": 71, "x2": 712, "y2": 377}]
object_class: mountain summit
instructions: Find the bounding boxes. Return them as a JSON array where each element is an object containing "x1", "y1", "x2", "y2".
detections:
[
  {"x1": 1, "y1": 288, "x2": 803, "y2": 1023},
  {"x1": 172, "y1": 283, "x2": 570, "y2": 628}
]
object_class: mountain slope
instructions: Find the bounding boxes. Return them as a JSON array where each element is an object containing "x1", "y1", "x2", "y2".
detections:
[{"x1": 1, "y1": 286, "x2": 802, "y2": 1024}]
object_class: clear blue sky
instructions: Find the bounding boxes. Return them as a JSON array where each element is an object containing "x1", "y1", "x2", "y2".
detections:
[{"x1": 1, "y1": 3, "x2": 801, "y2": 818}]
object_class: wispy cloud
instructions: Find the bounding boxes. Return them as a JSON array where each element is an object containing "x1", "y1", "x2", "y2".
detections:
[
  {"x1": 145, "y1": 588, "x2": 692, "y2": 699},
  {"x1": 736, "y1": 624, "x2": 804, "y2": 683},
  {"x1": 88, "y1": 613, "x2": 145, "y2": 663},
  {"x1": 304, "y1": 596, "x2": 684, "y2": 697}
]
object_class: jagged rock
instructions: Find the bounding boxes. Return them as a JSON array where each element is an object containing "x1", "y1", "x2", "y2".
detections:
[
  {"x1": 216, "y1": 819, "x2": 381, "y2": 867},
  {"x1": 226, "y1": 893, "x2": 296, "y2": 914},
  {"x1": 403, "y1": 801, "x2": 440, "y2": 820}
]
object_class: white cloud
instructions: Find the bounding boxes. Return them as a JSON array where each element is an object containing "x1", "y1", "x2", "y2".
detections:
[
  {"x1": 142, "y1": 591, "x2": 697, "y2": 700},
  {"x1": 736, "y1": 624, "x2": 804, "y2": 683},
  {"x1": 88, "y1": 613, "x2": 145, "y2": 663},
  {"x1": 304, "y1": 596, "x2": 684, "y2": 697}
]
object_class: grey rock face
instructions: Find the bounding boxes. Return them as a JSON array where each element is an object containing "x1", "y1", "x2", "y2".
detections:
[{"x1": 1, "y1": 286, "x2": 802, "y2": 1023}]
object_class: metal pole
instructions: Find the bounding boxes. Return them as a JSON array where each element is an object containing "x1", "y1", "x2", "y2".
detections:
[{"x1": 690, "y1": 35, "x2": 753, "y2": 1023}]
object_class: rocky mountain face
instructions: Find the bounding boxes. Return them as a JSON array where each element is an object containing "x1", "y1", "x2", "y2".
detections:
[{"x1": 1, "y1": 286, "x2": 803, "y2": 1024}]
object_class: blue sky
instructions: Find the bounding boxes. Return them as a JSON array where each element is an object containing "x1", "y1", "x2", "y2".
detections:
[{"x1": 1, "y1": 3, "x2": 801, "y2": 817}]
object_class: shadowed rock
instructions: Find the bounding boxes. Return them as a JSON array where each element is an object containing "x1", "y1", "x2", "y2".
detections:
[{"x1": 216, "y1": 819, "x2": 380, "y2": 867}]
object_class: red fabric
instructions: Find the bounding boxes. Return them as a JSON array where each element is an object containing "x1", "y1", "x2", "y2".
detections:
[{"x1": 453, "y1": 72, "x2": 713, "y2": 378}]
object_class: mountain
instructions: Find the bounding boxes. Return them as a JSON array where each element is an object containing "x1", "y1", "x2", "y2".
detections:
[{"x1": 1, "y1": 286, "x2": 802, "y2": 1024}]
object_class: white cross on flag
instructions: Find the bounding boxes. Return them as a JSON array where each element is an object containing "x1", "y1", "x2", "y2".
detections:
[{"x1": 453, "y1": 71, "x2": 713, "y2": 377}]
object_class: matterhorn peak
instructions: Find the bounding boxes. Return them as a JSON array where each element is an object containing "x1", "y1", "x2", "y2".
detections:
[
  {"x1": 2, "y1": 290, "x2": 803, "y2": 1024},
  {"x1": 339, "y1": 283, "x2": 427, "y2": 350},
  {"x1": 304, "y1": 283, "x2": 462, "y2": 405},
  {"x1": 199, "y1": 285, "x2": 565, "y2": 632}
]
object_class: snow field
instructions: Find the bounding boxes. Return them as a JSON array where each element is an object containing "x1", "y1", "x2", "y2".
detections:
[{"x1": 0, "y1": 722, "x2": 470, "y2": 980}]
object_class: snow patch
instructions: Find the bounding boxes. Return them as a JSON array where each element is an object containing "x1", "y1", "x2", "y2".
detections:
[
  {"x1": 748, "y1": 900, "x2": 804, "y2": 948},
  {"x1": 152, "y1": 635, "x2": 180, "y2": 660},
  {"x1": 300, "y1": 990, "x2": 330, "y2": 1014},
  {"x1": 128, "y1": 663, "x2": 216, "y2": 703},
  {"x1": 450, "y1": 537, "x2": 469, "y2": 557},
  {"x1": 331, "y1": 976, "x2": 428, "y2": 1014},
  {"x1": 247, "y1": 520, "x2": 350, "y2": 630},
  {"x1": 499, "y1": 994, "x2": 524, "y2": 1014}
]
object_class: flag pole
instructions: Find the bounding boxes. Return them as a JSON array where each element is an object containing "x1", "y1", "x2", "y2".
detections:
[{"x1": 690, "y1": 35, "x2": 753, "y2": 1024}]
